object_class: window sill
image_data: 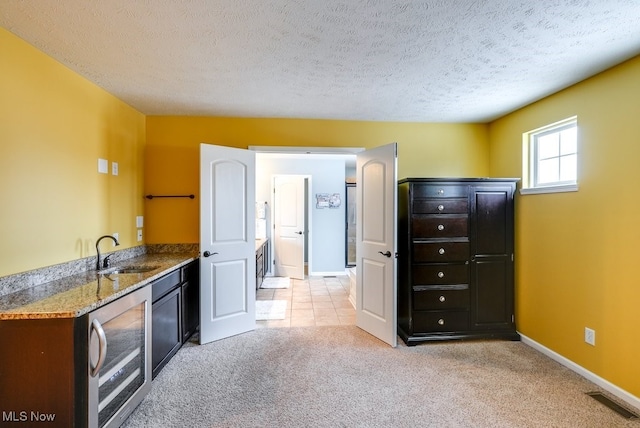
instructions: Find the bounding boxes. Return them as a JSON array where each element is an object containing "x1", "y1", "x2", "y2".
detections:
[{"x1": 520, "y1": 184, "x2": 579, "y2": 195}]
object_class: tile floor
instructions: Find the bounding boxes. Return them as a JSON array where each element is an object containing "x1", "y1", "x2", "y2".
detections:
[{"x1": 256, "y1": 275, "x2": 355, "y2": 328}]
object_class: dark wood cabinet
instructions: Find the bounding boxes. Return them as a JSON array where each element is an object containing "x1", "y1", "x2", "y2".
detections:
[
  {"x1": 256, "y1": 239, "x2": 268, "y2": 289},
  {"x1": 0, "y1": 285, "x2": 152, "y2": 427},
  {"x1": 152, "y1": 259, "x2": 199, "y2": 378},
  {"x1": 0, "y1": 317, "x2": 82, "y2": 427},
  {"x1": 152, "y1": 270, "x2": 182, "y2": 379},
  {"x1": 181, "y1": 259, "x2": 199, "y2": 343},
  {"x1": 398, "y1": 178, "x2": 519, "y2": 345},
  {"x1": 152, "y1": 286, "x2": 182, "y2": 378}
]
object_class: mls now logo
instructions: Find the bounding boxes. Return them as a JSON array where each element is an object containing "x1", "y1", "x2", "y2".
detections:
[{"x1": 3, "y1": 410, "x2": 56, "y2": 422}]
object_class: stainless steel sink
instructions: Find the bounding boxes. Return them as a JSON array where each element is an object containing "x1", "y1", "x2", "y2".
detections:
[{"x1": 99, "y1": 265, "x2": 159, "y2": 275}]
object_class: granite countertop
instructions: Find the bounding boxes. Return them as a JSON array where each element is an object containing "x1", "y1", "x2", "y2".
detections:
[{"x1": 0, "y1": 253, "x2": 198, "y2": 320}]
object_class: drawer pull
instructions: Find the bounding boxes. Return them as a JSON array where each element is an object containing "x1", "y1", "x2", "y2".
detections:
[
  {"x1": 439, "y1": 295, "x2": 446, "y2": 302},
  {"x1": 437, "y1": 271, "x2": 444, "y2": 278},
  {"x1": 437, "y1": 224, "x2": 445, "y2": 231},
  {"x1": 438, "y1": 189, "x2": 444, "y2": 195},
  {"x1": 437, "y1": 204, "x2": 444, "y2": 211},
  {"x1": 438, "y1": 248, "x2": 445, "y2": 255},
  {"x1": 438, "y1": 318, "x2": 445, "y2": 325}
]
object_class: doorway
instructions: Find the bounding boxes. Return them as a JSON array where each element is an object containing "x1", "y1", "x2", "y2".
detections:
[
  {"x1": 201, "y1": 143, "x2": 397, "y2": 346},
  {"x1": 272, "y1": 174, "x2": 308, "y2": 279},
  {"x1": 253, "y1": 149, "x2": 358, "y2": 278}
]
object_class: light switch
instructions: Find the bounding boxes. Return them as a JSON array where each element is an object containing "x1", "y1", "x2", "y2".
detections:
[
  {"x1": 112, "y1": 162, "x2": 118, "y2": 176},
  {"x1": 98, "y1": 158, "x2": 108, "y2": 174},
  {"x1": 136, "y1": 216, "x2": 144, "y2": 228}
]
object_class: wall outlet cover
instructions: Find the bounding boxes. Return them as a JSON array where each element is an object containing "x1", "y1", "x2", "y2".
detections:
[
  {"x1": 585, "y1": 327, "x2": 596, "y2": 346},
  {"x1": 137, "y1": 229, "x2": 143, "y2": 242},
  {"x1": 112, "y1": 232, "x2": 119, "y2": 246},
  {"x1": 98, "y1": 158, "x2": 108, "y2": 174},
  {"x1": 136, "y1": 216, "x2": 144, "y2": 228},
  {"x1": 112, "y1": 161, "x2": 118, "y2": 176}
]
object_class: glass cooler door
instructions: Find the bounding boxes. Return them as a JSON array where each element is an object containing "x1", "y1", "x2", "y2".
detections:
[{"x1": 89, "y1": 285, "x2": 151, "y2": 428}]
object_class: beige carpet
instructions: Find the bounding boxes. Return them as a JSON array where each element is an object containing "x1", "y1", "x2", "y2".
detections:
[{"x1": 122, "y1": 326, "x2": 639, "y2": 428}]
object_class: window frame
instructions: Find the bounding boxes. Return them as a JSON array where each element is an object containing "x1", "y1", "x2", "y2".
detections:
[{"x1": 521, "y1": 116, "x2": 579, "y2": 195}]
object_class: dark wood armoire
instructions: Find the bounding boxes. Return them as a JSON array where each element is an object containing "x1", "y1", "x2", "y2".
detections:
[{"x1": 397, "y1": 178, "x2": 519, "y2": 345}]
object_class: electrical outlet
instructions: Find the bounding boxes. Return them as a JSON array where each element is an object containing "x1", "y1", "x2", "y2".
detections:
[
  {"x1": 585, "y1": 327, "x2": 596, "y2": 346},
  {"x1": 137, "y1": 229, "x2": 143, "y2": 242},
  {"x1": 112, "y1": 232, "x2": 119, "y2": 246},
  {"x1": 112, "y1": 161, "x2": 119, "y2": 176}
]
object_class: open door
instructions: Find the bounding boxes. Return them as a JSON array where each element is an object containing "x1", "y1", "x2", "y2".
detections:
[
  {"x1": 200, "y1": 143, "x2": 255, "y2": 344},
  {"x1": 356, "y1": 143, "x2": 397, "y2": 347},
  {"x1": 273, "y1": 175, "x2": 306, "y2": 279}
]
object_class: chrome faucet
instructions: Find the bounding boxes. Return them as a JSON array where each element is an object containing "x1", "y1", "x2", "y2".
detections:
[{"x1": 96, "y1": 235, "x2": 120, "y2": 271}]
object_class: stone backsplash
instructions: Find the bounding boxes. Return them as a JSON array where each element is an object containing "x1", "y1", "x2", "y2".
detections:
[{"x1": 0, "y1": 244, "x2": 199, "y2": 297}]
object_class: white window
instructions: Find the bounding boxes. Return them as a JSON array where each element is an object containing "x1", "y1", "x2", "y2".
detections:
[{"x1": 521, "y1": 117, "x2": 578, "y2": 195}]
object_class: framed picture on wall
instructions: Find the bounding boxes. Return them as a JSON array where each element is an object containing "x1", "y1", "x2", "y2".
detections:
[
  {"x1": 329, "y1": 193, "x2": 341, "y2": 208},
  {"x1": 316, "y1": 193, "x2": 330, "y2": 208}
]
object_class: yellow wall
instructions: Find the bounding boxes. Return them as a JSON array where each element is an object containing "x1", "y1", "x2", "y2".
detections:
[
  {"x1": 0, "y1": 28, "x2": 146, "y2": 277},
  {"x1": 488, "y1": 55, "x2": 640, "y2": 398},
  {"x1": 3, "y1": 16, "x2": 639, "y2": 404},
  {"x1": 145, "y1": 117, "x2": 489, "y2": 243}
]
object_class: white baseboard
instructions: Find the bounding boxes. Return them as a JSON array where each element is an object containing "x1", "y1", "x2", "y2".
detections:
[
  {"x1": 519, "y1": 333, "x2": 640, "y2": 411},
  {"x1": 309, "y1": 270, "x2": 349, "y2": 277}
]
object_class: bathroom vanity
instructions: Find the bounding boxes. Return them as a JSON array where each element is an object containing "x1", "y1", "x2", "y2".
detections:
[{"x1": 255, "y1": 238, "x2": 268, "y2": 289}]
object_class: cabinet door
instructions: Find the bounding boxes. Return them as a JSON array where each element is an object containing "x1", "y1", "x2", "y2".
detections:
[
  {"x1": 471, "y1": 187, "x2": 512, "y2": 256},
  {"x1": 152, "y1": 287, "x2": 182, "y2": 378},
  {"x1": 472, "y1": 259, "x2": 513, "y2": 328},
  {"x1": 0, "y1": 318, "x2": 79, "y2": 426},
  {"x1": 469, "y1": 185, "x2": 515, "y2": 330},
  {"x1": 181, "y1": 261, "x2": 200, "y2": 343},
  {"x1": 181, "y1": 282, "x2": 197, "y2": 342}
]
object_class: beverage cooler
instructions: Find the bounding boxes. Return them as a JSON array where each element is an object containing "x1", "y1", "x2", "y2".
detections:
[{"x1": 88, "y1": 285, "x2": 152, "y2": 427}]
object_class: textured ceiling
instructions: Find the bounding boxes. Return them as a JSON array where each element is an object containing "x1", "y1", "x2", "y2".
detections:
[{"x1": 2, "y1": 1, "x2": 640, "y2": 123}]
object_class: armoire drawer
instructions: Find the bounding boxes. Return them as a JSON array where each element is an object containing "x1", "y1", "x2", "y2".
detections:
[
  {"x1": 412, "y1": 198, "x2": 468, "y2": 214},
  {"x1": 412, "y1": 184, "x2": 468, "y2": 199},
  {"x1": 413, "y1": 311, "x2": 469, "y2": 332},
  {"x1": 412, "y1": 215, "x2": 468, "y2": 238},
  {"x1": 413, "y1": 288, "x2": 469, "y2": 310},
  {"x1": 412, "y1": 264, "x2": 469, "y2": 286},
  {"x1": 413, "y1": 241, "x2": 469, "y2": 262}
]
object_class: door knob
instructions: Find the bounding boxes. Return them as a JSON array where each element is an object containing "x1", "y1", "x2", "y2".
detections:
[
  {"x1": 203, "y1": 251, "x2": 218, "y2": 257},
  {"x1": 296, "y1": 231, "x2": 303, "y2": 235},
  {"x1": 378, "y1": 251, "x2": 392, "y2": 258}
]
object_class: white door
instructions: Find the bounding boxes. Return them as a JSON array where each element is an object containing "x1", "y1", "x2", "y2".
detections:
[
  {"x1": 273, "y1": 175, "x2": 305, "y2": 279},
  {"x1": 200, "y1": 143, "x2": 255, "y2": 345},
  {"x1": 356, "y1": 143, "x2": 397, "y2": 347}
]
